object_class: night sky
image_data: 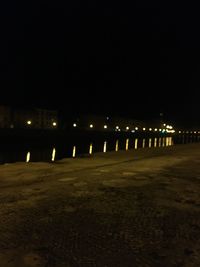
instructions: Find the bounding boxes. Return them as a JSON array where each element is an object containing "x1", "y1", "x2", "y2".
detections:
[{"x1": 1, "y1": 2, "x2": 200, "y2": 127}]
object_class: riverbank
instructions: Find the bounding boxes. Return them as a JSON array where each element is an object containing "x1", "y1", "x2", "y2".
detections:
[{"x1": 0, "y1": 143, "x2": 200, "y2": 266}]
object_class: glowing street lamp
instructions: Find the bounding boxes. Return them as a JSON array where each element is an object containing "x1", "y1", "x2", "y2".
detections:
[
  {"x1": 73, "y1": 123, "x2": 77, "y2": 127},
  {"x1": 90, "y1": 124, "x2": 94, "y2": 128},
  {"x1": 52, "y1": 122, "x2": 57, "y2": 127},
  {"x1": 27, "y1": 120, "x2": 32, "y2": 125},
  {"x1": 104, "y1": 125, "x2": 108, "y2": 129}
]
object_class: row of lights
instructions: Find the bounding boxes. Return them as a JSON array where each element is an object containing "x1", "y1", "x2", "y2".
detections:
[
  {"x1": 179, "y1": 130, "x2": 200, "y2": 134},
  {"x1": 27, "y1": 120, "x2": 57, "y2": 127},
  {"x1": 72, "y1": 123, "x2": 175, "y2": 133}
]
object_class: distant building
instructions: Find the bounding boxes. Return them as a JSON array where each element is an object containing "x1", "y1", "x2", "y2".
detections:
[
  {"x1": 0, "y1": 106, "x2": 58, "y2": 129},
  {"x1": 36, "y1": 109, "x2": 58, "y2": 129},
  {"x1": 0, "y1": 106, "x2": 11, "y2": 128}
]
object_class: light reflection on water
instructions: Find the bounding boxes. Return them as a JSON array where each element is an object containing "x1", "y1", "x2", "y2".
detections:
[
  {"x1": 115, "y1": 140, "x2": 119, "y2": 152},
  {"x1": 72, "y1": 146, "x2": 76, "y2": 158},
  {"x1": 51, "y1": 148, "x2": 56, "y2": 162},
  {"x1": 1, "y1": 134, "x2": 199, "y2": 164},
  {"x1": 154, "y1": 138, "x2": 157, "y2": 148},
  {"x1": 134, "y1": 138, "x2": 138, "y2": 149},
  {"x1": 103, "y1": 141, "x2": 107, "y2": 153},
  {"x1": 142, "y1": 138, "x2": 145, "y2": 148},
  {"x1": 158, "y1": 138, "x2": 162, "y2": 147},
  {"x1": 89, "y1": 143, "x2": 93, "y2": 155},
  {"x1": 125, "y1": 139, "x2": 129, "y2": 151},
  {"x1": 149, "y1": 138, "x2": 152, "y2": 148},
  {"x1": 26, "y1": 152, "x2": 30, "y2": 163}
]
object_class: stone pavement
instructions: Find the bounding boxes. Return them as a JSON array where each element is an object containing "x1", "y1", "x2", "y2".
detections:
[{"x1": 0, "y1": 143, "x2": 200, "y2": 267}]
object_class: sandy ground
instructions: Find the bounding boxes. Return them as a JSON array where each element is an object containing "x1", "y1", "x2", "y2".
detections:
[{"x1": 0, "y1": 143, "x2": 200, "y2": 267}]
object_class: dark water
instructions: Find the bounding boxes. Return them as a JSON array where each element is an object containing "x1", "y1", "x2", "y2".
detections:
[{"x1": 0, "y1": 134, "x2": 199, "y2": 164}]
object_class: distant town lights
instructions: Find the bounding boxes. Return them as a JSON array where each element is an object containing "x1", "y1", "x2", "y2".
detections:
[
  {"x1": 90, "y1": 124, "x2": 94, "y2": 128},
  {"x1": 52, "y1": 122, "x2": 57, "y2": 127},
  {"x1": 126, "y1": 126, "x2": 129, "y2": 130},
  {"x1": 135, "y1": 127, "x2": 138, "y2": 130},
  {"x1": 27, "y1": 120, "x2": 32, "y2": 125},
  {"x1": 149, "y1": 128, "x2": 152, "y2": 131},
  {"x1": 104, "y1": 125, "x2": 108, "y2": 129},
  {"x1": 116, "y1": 126, "x2": 119, "y2": 130},
  {"x1": 73, "y1": 123, "x2": 77, "y2": 127},
  {"x1": 143, "y1": 128, "x2": 146, "y2": 131}
]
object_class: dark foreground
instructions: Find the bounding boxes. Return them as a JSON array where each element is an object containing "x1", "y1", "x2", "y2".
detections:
[{"x1": 0, "y1": 143, "x2": 200, "y2": 267}]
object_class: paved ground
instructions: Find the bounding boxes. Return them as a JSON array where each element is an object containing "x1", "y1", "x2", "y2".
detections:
[{"x1": 0, "y1": 143, "x2": 200, "y2": 267}]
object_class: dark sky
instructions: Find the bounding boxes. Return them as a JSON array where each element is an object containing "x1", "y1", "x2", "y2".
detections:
[{"x1": 0, "y1": 1, "x2": 200, "y2": 127}]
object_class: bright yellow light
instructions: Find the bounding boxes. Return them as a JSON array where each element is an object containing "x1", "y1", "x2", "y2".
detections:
[
  {"x1": 154, "y1": 128, "x2": 158, "y2": 132},
  {"x1": 126, "y1": 126, "x2": 129, "y2": 130},
  {"x1": 90, "y1": 124, "x2": 94, "y2": 128},
  {"x1": 73, "y1": 123, "x2": 77, "y2": 127},
  {"x1": 27, "y1": 120, "x2": 32, "y2": 125},
  {"x1": 149, "y1": 128, "x2": 152, "y2": 131},
  {"x1": 116, "y1": 126, "x2": 119, "y2": 130},
  {"x1": 159, "y1": 129, "x2": 162, "y2": 132},
  {"x1": 104, "y1": 125, "x2": 108, "y2": 129},
  {"x1": 163, "y1": 123, "x2": 166, "y2": 126},
  {"x1": 135, "y1": 127, "x2": 138, "y2": 131},
  {"x1": 52, "y1": 122, "x2": 57, "y2": 127},
  {"x1": 143, "y1": 128, "x2": 146, "y2": 131},
  {"x1": 26, "y1": 152, "x2": 30, "y2": 163},
  {"x1": 179, "y1": 131, "x2": 182, "y2": 134},
  {"x1": 72, "y1": 146, "x2": 76, "y2": 158}
]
